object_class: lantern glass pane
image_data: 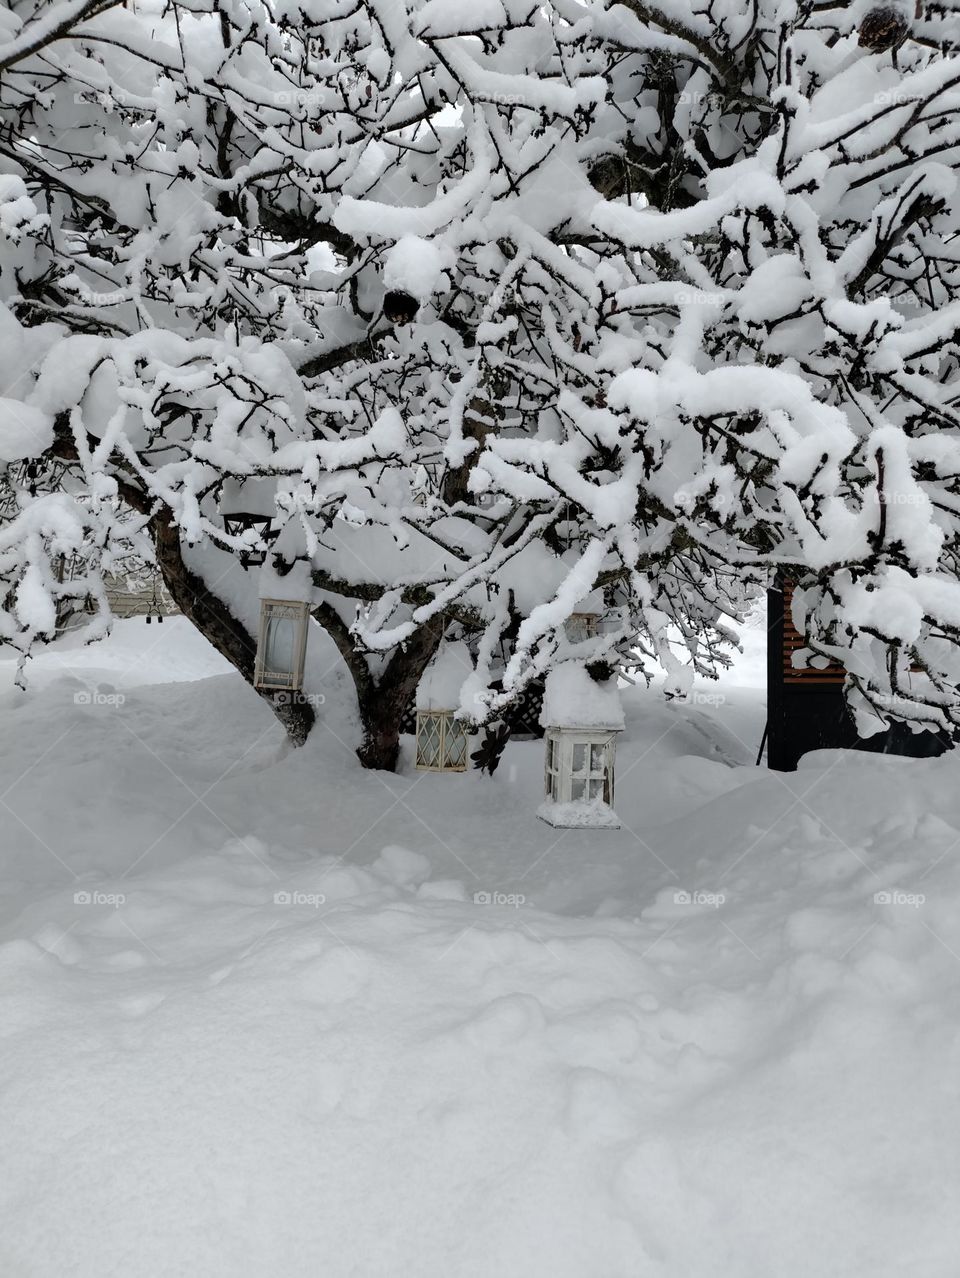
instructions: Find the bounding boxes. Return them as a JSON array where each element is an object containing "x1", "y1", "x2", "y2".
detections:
[
  {"x1": 570, "y1": 778, "x2": 586, "y2": 802},
  {"x1": 264, "y1": 613, "x2": 294, "y2": 677},
  {"x1": 565, "y1": 614, "x2": 596, "y2": 643},
  {"x1": 418, "y1": 714, "x2": 443, "y2": 769},
  {"x1": 591, "y1": 743, "x2": 606, "y2": 771},
  {"x1": 572, "y1": 742, "x2": 587, "y2": 773},
  {"x1": 445, "y1": 719, "x2": 468, "y2": 768}
]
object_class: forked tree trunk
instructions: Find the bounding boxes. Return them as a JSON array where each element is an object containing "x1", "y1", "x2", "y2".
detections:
[
  {"x1": 355, "y1": 614, "x2": 447, "y2": 770},
  {"x1": 355, "y1": 684, "x2": 412, "y2": 772},
  {"x1": 315, "y1": 600, "x2": 447, "y2": 771},
  {"x1": 150, "y1": 508, "x2": 316, "y2": 745},
  {"x1": 151, "y1": 501, "x2": 437, "y2": 760}
]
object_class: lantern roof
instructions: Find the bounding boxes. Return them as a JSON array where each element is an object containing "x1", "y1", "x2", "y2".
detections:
[
  {"x1": 220, "y1": 475, "x2": 276, "y2": 517},
  {"x1": 540, "y1": 661, "x2": 624, "y2": 731},
  {"x1": 416, "y1": 641, "x2": 473, "y2": 711},
  {"x1": 258, "y1": 556, "x2": 312, "y2": 603}
]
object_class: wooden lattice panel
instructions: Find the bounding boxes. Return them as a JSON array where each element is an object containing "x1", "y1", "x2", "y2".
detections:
[{"x1": 781, "y1": 582, "x2": 846, "y2": 685}]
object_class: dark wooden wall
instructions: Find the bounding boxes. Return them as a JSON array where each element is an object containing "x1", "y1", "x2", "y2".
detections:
[{"x1": 766, "y1": 581, "x2": 952, "y2": 771}]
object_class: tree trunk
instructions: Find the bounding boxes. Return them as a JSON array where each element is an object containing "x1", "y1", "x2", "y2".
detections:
[
  {"x1": 355, "y1": 683, "x2": 411, "y2": 771},
  {"x1": 356, "y1": 620, "x2": 446, "y2": 769},
  {"x1": 150, "y1": 508, "x2": 316, "y2": 745},
  {"x1": 49, "y1": 422, "x2": 317, "y2": 746}
]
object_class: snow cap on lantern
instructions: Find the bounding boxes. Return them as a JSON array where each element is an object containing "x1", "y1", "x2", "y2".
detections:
[
  {"x1": 220, "y1": 475, "x2": 278, "y2": 568},
  {"x1": 384, "y1": 235, "x2": 449, "y2": 304},
  {"x1": 382, "y1": 236, "x2": 451, "y2": 326},
  {"x1": 538, "y1": 662, "x2": 624, "y2": 829},
  {"x1": 221, "y1": 475, "x2": 275, "y2": 517},
  {"x1": 416, "y1": 641, "x2": 473, "y2": 711},
  {"x1": 540, "y1": 661, "x2": 624, "y2": 731},
  {"x1": 415, "y1": 641, "x2": 473, "y2": 772}
]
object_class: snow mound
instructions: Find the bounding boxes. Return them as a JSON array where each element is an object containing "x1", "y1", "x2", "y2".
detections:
[{"x1": 1, "y1": 622, "x2": 959, "y2": 1276}]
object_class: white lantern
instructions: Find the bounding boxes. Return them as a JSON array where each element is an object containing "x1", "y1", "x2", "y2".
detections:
[
  {"x1": 564, "y1": 590, "x2": 606, "y2": 644},
  {"x1": 415, "y1": 709, "x2": 469, "y2": 771},
  {"x1": 564, "y1": 611, "x2": 599, "y2": 644},
  {"x1": 254, "y1": 598, "x2": 309, "y2": 692},
  {"x1": 537, "y1": 663, "x2": 624, "y2": 829},
  {"x1": 415, "y1": 642, "x2": 474, "y2": 773}
]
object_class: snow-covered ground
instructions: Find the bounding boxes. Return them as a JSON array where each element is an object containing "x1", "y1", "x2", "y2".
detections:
[{"x1": 2, "y1": 617, "x2": 959, "y2": 1276}]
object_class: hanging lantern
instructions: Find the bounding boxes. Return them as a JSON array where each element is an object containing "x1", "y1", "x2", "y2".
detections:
[
  {"x1": 414, "y1": 642, "x2": 473, "y2": 772},
  {"x1": 537, "y1": 663, "x2": 624, "y2": 828},
  {"x1": 564, "y1": 611, "x2": 599, "y2": 644},
  {"x1": 220, "y1": 477, "x2": 278, "y2": 569},
  {"x1": 254, "y1": 599, "x2": 310, "y2": 692},
  {"x1": 563, "y1": 590, "x2": 607, "y2": 645}
]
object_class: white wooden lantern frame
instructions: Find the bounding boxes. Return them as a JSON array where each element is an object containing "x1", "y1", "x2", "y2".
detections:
[
  {"x1": 564, "y1": 611, "x2": 600, "y2": 644},
  {"x1": 254, "y1": 599, "x2": 309, "y2": 692},
  {"x1": 415, "y1": 708, "x2": 469, "y2": 772},
  {"x1": 544, "y1": 727, "x2": 618, "y2": 806}
]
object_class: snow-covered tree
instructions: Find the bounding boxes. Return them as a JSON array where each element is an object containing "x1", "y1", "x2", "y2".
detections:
[{"x1": 0, "y1": 0, "x2": 958, "y2": 767}]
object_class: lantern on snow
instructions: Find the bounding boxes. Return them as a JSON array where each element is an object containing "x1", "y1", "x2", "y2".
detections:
[
  {"x1": 220, "y1": 477, "x2": 278, "y2": 569},
  {"x1": 538, "y1": 663, "x2": 623, "y2": 828},
  {"x1": 254, "y1": 599, "x2": 309, "y2": 692},
  {"x1": 415, "y1": 643, "x2": 473, "y2": 772}
]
